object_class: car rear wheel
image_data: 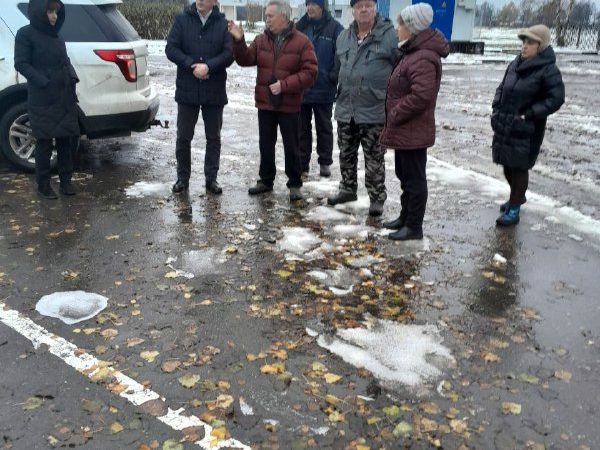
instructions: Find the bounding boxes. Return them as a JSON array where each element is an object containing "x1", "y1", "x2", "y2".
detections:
[{"x1": 0, "y1": 102, "x2": 59, "y2": 172}]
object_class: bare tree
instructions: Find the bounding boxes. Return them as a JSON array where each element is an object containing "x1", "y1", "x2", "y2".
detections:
[
  {"x1": 519, "y1": 0, "x2": 538, "y2": 26},
  {"x1": 497, "y1": 1, "x2": 520, "y2": 26},
  {"x1": 476, "y1": 1, "x2": 496, "y2": 26},
  {"x1": 569, "y1": 1, "x2": 595, "y2": 25},
  {"x1": 247, "y1": 2, "x2": 264, "y2": 30}
]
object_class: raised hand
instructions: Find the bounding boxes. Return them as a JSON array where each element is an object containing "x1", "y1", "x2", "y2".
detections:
[{"x1": 228, "y1": 20, "x2": 244, "y2": 41}]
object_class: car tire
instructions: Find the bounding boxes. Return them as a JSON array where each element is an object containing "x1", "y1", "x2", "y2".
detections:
[{"x1": 0, "y1": 102, "x2": 76, "y2": 172}]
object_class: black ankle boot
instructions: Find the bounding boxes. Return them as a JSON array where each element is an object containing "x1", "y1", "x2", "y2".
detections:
[
  {"x1": 60, "y1": 181, "x2": 76, "y2": 195},
  {"x1": 389, "y1": 225, "x2": 423, "y2": 241},
  {"x1": 38, "y1": 183, "x2": 58, "y2": 199},
  {"x1": 383, "y1": 215, "x2": 405, "y2": 230}
]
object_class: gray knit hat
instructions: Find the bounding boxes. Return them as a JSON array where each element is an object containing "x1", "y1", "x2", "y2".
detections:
[
  {"x1": 518, "y1": 24, "x2": 551, "y2": 52},
  {"x1": 400, "y1": 3, "x2": 434, "y2": 35}
]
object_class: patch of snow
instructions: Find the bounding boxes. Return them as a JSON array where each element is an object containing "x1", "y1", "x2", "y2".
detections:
[
  {"x1": 308, "y1": 270, "x2": 329, "y2": 281},
  {"x1": 305, "y1": 327, "x2": 319, "y2": 337},
  {"x1": 278, "y1": 227, "x2": 321, "y2": 254},
  {"x1": 330, "y1": 286, "x2": 353, "y2": 296},
  {"x1": 492, "y1": 253, "x2": 507, "y2": 268},
  {"x1": 568, "y1": 234, "x2": 583, "y2": 242},
  {"x1": 36, "y1": 291, "x2": 108, "y2": 324},
  {"x1": 302, "y1": 180, "x2": 339, "y2": 197},
  {"x1": 146, "y1": 40, "x2": 167, "y2": 57},
  {"x1": 125, "y1": 181, "x2": 171, "y2": 198},
  {"x1": 310, "y1": 426, "x2": 330, "y2": 436},
  {"x1": 239, "y1": 398, "x2": 254, "y2": 416},
  {"x1": 304, "y1": 206, "x2": 355, "y2": 223},
  {"x1": 429, "y1": 157, "x2": 600, "y2": 242},
  {"x1": 329, "y1": 224, "x2": 373, "y2": 240},
  {"x1": 317, "y1": 315, "x2": 455, "y2": 389},
  {"x1": 333, "y1": 195, "x2": 370, "y2": 214}
]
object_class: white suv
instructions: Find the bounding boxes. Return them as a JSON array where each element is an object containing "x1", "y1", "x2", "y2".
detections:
[{"x1": 0, "y1": 0, "x2": 160, "y2": 170}]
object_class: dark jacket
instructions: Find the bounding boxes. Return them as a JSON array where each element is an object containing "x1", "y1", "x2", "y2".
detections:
[
  {"x1": 296, "y1": 11, "x2": 344, "y2": 104},
  {"x1": 334, "y1": 15, "x2": 398, "y2": 124},
  {"x1": 380, "y1": 29, "x2": 449, "y2": 150},
  {"x1": 165, "y1": 4, "x2": 233, "y2": 106},
  {"x1": 233, "y1": 23, "x2": 318, "y2": 113},
  {"x1": 491, "y1": 47, "x2": 565, "y2": 170},
  {"x1": 14, "y1": 0, "x2": 79, "y2": 139}
]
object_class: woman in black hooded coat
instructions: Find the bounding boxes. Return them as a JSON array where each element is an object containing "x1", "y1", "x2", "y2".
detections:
[
  {"x1": 14, "y1": 0, "x2": 80, "y2": 198},
  {"x1": 491, "y1": 24, "x2": 564, "y2": 226}
]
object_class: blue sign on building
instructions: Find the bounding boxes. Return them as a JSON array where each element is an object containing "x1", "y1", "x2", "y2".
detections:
[
  {"x1": 417, "y1": 0, "x2": 455, "y2": 40},
  {"x1": 377, "y1": 0, "x2": 390, "y2": 18}
]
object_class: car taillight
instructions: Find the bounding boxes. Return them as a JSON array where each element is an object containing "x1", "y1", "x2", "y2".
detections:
[{"x1": 94, "y1": 49, "x2": 137, "y2": 82}]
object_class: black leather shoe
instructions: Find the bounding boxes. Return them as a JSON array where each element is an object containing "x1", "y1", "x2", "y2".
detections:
[
  {"x1": 59, "y1": 182, "x2": 76, "y2": 196},
  {"x1": 389, "y1": 225, "x2": 423, "y2": 241},
  {"x1": 248, "y1": 181, "x2": 273, "y2": 195},
  {"x1": 327, "y1": 191, "x2": 357, "y2": 206},
  {"x1": 383, "y1": 215, "x2": 405, "y2": 230},
  {"x1": 206, "y1": 180, "x2": 223, "y2": 195},
  {"x1": 172, "y1": 180, "x2": 188, "y2": 193},
  {"x1": 38, "y1": 184, "x2": 58, "y2": 199}
]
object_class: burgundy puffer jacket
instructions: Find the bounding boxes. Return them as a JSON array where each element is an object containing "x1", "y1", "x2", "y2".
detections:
[
  {"x1": 233, "y1": 24, "x2": 317, "y2": 113},
  {"x1": 380, "y1": 29, "x2": 449, "y2": 150}
]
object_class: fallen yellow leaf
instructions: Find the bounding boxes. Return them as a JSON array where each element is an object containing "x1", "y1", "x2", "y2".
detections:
[
  {"x1": 324, "y1": 373, "x2": 342, "y2": 384},
  {"x1": 260, "y1": 363, "x2": 285, "y2": 375},
  {"x1": 140, "y1": 351, "x2": 159, "y2": 363}
]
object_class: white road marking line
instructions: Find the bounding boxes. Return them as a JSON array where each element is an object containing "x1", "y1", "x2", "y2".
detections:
[{"x1": 0, "y1": 303, "x2": 250, "y2": 450}]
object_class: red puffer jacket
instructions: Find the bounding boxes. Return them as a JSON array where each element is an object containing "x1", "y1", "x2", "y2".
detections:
[
  {"x1": 233, "y1": 24, "x2": 317, "y2": 113},
  {"x1": 380, "y1": 29, "x2": 449, "y2": 150}
]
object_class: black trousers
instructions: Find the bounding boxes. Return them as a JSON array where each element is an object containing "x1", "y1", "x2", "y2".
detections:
[
  {"x1": 257, "y1": 109, "x2": 302, "y2": 188},
  {"x1": 36, "y1": 137, "x2": 75, "y2": 187},
  {"x1": 299, "y1": 103, "x2": 334, "y2": 171},
  {"x1": 394, "y1": 148, "x2": 428, "y2": 229},
  {"x1": 503, "y1": 166, "x2": 528, "y2": 206},
  {"x1": 175, "y1": 103, "x2": 223, "y2": 184}
]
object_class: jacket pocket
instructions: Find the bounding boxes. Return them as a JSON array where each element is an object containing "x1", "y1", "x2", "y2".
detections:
[{"x1": 511, "y1": 115, "x2": 535, "y2": 138}]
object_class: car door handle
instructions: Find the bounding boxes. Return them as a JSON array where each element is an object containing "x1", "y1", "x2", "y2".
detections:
[{"x1": 0, "y1": 56, "x2": 5, "y2": 61}]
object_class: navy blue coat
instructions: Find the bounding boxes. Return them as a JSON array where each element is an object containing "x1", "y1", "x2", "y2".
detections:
[
  {"x1": 492, "y1": 47, "x2": 564, "y2": 170},
  {"x1": 296, "y1": 11, "x2": 343, "y2": 104},
  {"x1": 165, "y1": 5, "x2": 233, "y2": 106},
  {"x1": 14, "y1": 0, "x2": 80, "y2": 139}
]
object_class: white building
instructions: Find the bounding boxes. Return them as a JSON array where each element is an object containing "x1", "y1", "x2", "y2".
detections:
[{"x1": 218, "y1": 0, "x2": 305, "y2": 22}]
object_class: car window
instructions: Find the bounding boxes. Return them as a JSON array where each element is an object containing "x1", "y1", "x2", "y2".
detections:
[
  {"x1": 17, "y1": 3, "x2": 139, "y2": 42},
  {"x1": 99, "y1": 5, "x2": 140, "y2": 42}
]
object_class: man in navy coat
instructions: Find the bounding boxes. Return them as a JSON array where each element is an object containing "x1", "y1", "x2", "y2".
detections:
[
  {"x1": 296, "y1": 0, "x2": 343, "y2": 178},
  {"x1": 166, "y1": 0, "x2": 234, "y2": 194}
]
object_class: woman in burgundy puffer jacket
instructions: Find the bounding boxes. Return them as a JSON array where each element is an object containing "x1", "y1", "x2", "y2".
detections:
[{"x1": 379, "y1": 3, "x2": 449, "y2": 241}]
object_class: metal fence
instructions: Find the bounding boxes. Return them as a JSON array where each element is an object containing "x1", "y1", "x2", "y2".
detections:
[{"x1": 551, "y1": 24, "x2": 600, "y2": 52}]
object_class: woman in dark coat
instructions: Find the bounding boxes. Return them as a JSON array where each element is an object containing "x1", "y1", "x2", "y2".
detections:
[
  {"x1": 379, "y1": 3, "x2": 449, "y2": 241},
  {"x1": 14, "y1": 0, "x2": 80, "y2": 199},
  {"x1": 492, "y1": 25, "x2": 565, "y2": 225}
]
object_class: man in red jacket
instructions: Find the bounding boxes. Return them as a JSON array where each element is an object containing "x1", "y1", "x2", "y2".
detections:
[{"x1": 229, "y1": 0, "x2": 317, "y2": 201}]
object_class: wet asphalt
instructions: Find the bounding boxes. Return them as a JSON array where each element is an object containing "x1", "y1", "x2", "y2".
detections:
[{"x1": 0, "y1": 53, "x2": 599, "y2": 449}]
